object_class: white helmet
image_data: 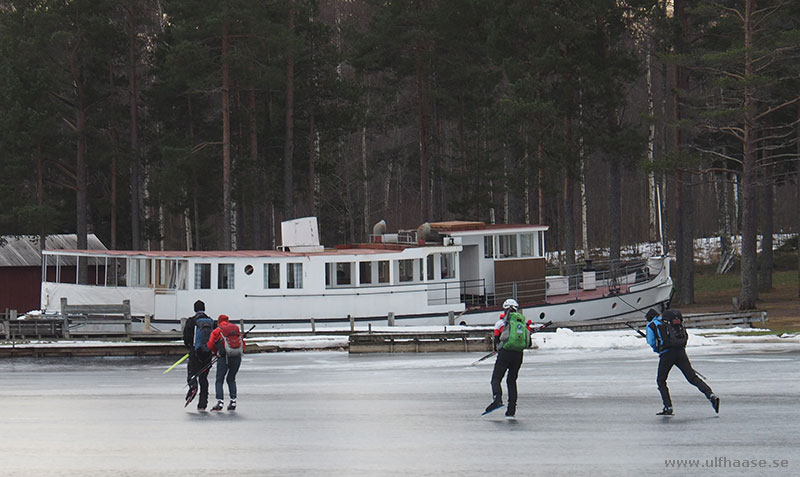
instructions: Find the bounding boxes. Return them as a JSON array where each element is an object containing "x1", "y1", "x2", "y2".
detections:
[{"x1": 502, "y1": 299, "x2": 519, "y2": 311}]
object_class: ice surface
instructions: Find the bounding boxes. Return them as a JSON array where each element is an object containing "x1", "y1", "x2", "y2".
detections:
[{"x1": 1, "y1": 334, "x2": 798, "y2": 476}]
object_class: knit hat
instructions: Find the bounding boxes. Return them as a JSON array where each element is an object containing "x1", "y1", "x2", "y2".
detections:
[
  {"x1": 645, "y1": 309, "x2": 659, "y2": 321},
  {"x1": 194, "y1": 300, "x2": 205, "y2": 312},
  {"x1": 218, "y1": 314, "x2": 229, "y2": 323}
]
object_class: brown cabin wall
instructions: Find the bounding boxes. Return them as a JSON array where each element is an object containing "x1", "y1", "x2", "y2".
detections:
[
  {"x1": 1, "y1": 265, "x2": 104, "y2": 314},
  {"x1": 494, "y1": 258, "x2": 546, "y2": 305}
]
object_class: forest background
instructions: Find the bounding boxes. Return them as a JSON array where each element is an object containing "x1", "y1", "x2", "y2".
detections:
[{"x1": 1, "y1": 0, "x2": 799, "y2": 310}]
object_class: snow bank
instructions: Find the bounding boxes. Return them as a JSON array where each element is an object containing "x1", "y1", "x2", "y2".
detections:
[{"x1": 534, "y1": 327, "x2": 715, "y2": 351}]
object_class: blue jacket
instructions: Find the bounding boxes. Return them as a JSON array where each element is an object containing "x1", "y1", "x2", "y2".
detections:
[{"x1": 645, "y1": 315, "x2": 667, "y2": 354}]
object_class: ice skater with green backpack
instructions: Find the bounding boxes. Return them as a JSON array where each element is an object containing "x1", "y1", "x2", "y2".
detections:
[{"x1": 483, "y1": 299, "x2": 532, "y2": 418}]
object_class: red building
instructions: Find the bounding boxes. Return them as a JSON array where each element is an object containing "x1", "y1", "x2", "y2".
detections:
[{"x1": 0, "y1": 234, "x2": 106, "y2": 316}]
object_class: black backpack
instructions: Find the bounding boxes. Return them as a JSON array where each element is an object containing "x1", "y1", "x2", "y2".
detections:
[{"x1": 655, "y1": 309, "x2": 688, "y2": 351}]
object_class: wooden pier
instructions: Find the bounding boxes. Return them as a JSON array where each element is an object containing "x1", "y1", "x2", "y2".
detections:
[{"x1": 349, "y1": 329, "x2": 492, "y2": 354}]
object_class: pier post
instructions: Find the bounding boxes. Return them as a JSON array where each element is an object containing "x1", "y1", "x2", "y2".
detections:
[
  {"x1": 349, "y1": 314, "x2": 354, "y2": 332},
  {"x1": 123, "y1": 300, "x2": 132, "y2": 338},
  {"x1": 448, "y1": 311, "x2": 455, "y2": 326},
  {"x1": 62, "y1": 314, "x2": 70, "y2": 339},
  {"x1": 387, "y1": 312, "x2": 395, "y2": 326},
  {"x1": 144, "y1": 315, "x2": 151, "y2": 332},
  {"x1": 311, "y1": 317, "x2": 316, "y2": 333}
]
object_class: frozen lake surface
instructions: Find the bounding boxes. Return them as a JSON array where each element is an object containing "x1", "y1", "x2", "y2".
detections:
[{"x1": 2, "y1": 336, "x2": 798, "y2": 476}]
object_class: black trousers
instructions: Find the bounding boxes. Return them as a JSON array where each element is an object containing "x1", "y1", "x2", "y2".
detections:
[
  {"x1": 491, "y1": 349, "x2": 524, "y2": 405},
  {"x1": 657, "y1": 347, "x2": 712, "y2": 408},
  {"x1": 187, "y1": 350, "x2": 213, "y2": 407}
]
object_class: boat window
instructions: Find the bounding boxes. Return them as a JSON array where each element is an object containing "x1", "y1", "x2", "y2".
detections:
[
  {"x1": 418, "y1": 258, "x2": 424, "y2": 281},
  {"x1": 499, "y1": 234, "x2": 517, "y2": 258},
  {"x1": 398, "y1": 259, "x2": 414, "y2": 282},
  {"x1": 218, "y1": 263, "x2": 235, "y2": 289},
  {"x1": 426, "y1": 255, "x2": 434, "y2": 281},
  {"x1": 520, "y1": 233, "x2": 534, "y2": 257},
  {"x1": 441, "y1": 253, "x2": 455, "y2": 279},
  {"x1": 287, "y1": 263, "x2": 303, "y2": 288},
  {"x1": 175, "y1": 261, "x2": 188, "y2": 290},
  {"x1": 130, "y1": 258, "x2": 147, "y2": 287},
  {"x1": 378, "y1": 260, "x2": 390, "y2": 283},
  {"x1": 131, "y1": 258, "x2": 151, "y2": 287},
  {"x1": 336, "y1": 262, "x2": 352, "y2": 285},
  {"x1": 155, "y1": 260, "x2": 168, "y2": 287},
  {"x1": 194, "y1": 263, "x2": 211, "y2": 289},
  {"x1": 484, "y1": 236, "x2": 494, "y2": 258},
  {"x1": 107, "y1": 257, "x2": 126, "y2": 287},
  {"x1": 359, "y1": 262, "x2": 372, "y2": 284},
  {"x1": 264, "y1": 263, "x2": 280, "y2": 289},
  {"x1": 538, "y1": 231, "x2": 545, "y2": 256}
]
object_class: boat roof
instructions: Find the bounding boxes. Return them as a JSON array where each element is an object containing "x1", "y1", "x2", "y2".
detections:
[
  {"x1": 42, "y1": 245, "x2": 415, "y2": 259},
  {"x1": 430, "y1": 221, "x2": 548, "y2": 234}
]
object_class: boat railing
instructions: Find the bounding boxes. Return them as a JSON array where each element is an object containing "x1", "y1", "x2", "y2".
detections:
[
  {"x1": 369, "y1": 231, "x2": 417, "y2": 244},
  {"x1": 489, "y1": 257, "x2": 664, "y2": 306}
]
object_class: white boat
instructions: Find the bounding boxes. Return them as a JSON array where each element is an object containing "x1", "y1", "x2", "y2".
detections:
[{"x1": 40, "y1": 217, "x2": 672, "y2": 328}]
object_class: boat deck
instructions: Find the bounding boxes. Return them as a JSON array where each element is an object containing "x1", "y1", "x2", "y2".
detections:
[{"x1": 544, "y1": 284, "x2": 630, "y2": 305}]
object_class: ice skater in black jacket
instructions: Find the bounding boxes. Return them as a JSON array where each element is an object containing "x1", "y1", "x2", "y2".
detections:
[
  {"x1": 183, "y1": 300, "x2": 215, "y2": 410},
  {"x1": 645, "y1": 308, "x2": 719, "y2": 416}
]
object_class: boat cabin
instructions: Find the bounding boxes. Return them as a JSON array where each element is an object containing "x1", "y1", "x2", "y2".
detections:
[{"x1": 40, "y1": 218, "x2": 549, "y2": 326}]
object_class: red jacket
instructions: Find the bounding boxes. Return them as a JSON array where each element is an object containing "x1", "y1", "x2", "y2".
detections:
[{"x1": 207, "y1": 316, "x2": 246, "y2": 354}]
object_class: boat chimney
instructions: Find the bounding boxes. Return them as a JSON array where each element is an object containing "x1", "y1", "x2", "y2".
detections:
[{"x1": 372, "y1": 220, "x2": 386, "y2": 243}]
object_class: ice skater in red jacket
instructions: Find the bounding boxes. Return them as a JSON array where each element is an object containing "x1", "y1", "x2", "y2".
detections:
[{"x1": 207, "y1": 314, "x2": 246, "y2": 411}]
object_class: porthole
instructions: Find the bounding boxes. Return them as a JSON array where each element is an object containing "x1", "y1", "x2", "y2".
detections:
[
  {"x1": 539, "y1": 312, "x2": 546, "y2": 320},
  {"x1": 569, "y1": 309, "x2": 576, "y2": 316},
  {"x1": 611, "y1": 302, "x2": 617, "y2": 309},
  {"x1": 636, "y1": 297, "x2": 642, "y2": 304},
  {"x1": 244, "y1": 265, "x2": 254, "y2": 275}
]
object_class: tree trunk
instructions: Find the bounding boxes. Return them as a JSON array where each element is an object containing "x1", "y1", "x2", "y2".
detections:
[
  {"x1": 537, "y1": 146, "x2": 544, "y2": 225},
  {"x1": 676, "y1": 170, "x2": 694, "y2": 304},
  {"x1": 128, "y1": 4, "x2": 141, "y2": 251},
  {"x1": 247, "y1": 86, "x2": 262, "y2": 249},
  {"x1": 71, "y1": 59, "x2": 89, "y2": 284},
  {"x1": 361, "y1": 121, "x2": 369, "y2": 238},
  {"x1": 416, "y1": 51, "x2": 432, "y2": 222},
  {"x1": 283, "y1": 3, "x2": 296, "y2": 221},
  {"x1": 608, "y1": 156, "x2": 621, "y2": 262},
  {"x1": 738, "y1": 0, "x2": 758, "y2": 310},
  {"x1": 221, "y1": 21, "x2": 233, "y2": 250},
  {"x1": 563, "y1": 170, "x2": 576, "y2": 269},
  {"x1": 579, "y1": 155, "x2": 588, "y2": 252},
  {"x1": 715, "y1": 172, "x2": 731, "y2": 270},
  {"x1": 758, "y1": 170, "x2": 773, "y2": 291},
  {"x1": 672, "y1": 0, "x2": 693, "y2": 304},
  {"x1": 37, "y1": 151, "x2": 46, "y2": 255},
  {"x1": 646, "y1": 48, "x2": 657, "y2": 243}
]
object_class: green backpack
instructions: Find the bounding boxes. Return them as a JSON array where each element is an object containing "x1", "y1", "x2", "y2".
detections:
[{"x1": 502, "y1": 312, "x2": 530, "y2": 351}]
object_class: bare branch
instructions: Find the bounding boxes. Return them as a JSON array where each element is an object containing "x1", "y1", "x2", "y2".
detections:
[
  {"x1": 191, "y1": 141, "x2": 223, "y2": 154},
  {"x1": 690, "y1": 145, "x2": 743, "y2": 165},
  {"x1": 755, "y1": 97, "x2": 800, "y2": 121}
]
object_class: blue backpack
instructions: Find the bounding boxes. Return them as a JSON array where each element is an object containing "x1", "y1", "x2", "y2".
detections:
[{"x1": 194, "y1": 316, "x2": 214, "y2": 352}]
